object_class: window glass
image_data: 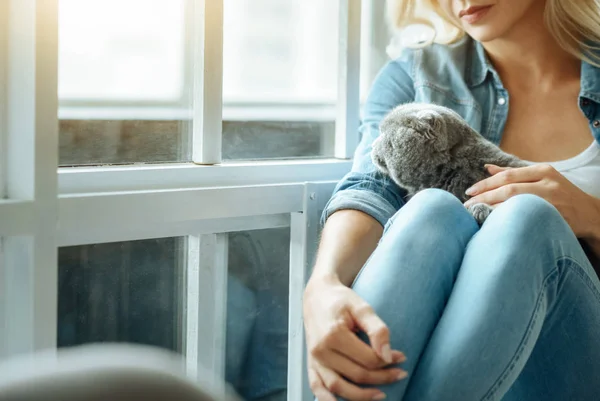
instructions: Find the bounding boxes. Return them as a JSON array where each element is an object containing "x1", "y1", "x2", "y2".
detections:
[
  {"x1": 58, "y1": 0, "x2": 381, "y2": 164},
  {"x1": 58, "y1": 238, "x2": 185, "y2": 351},
  {"x1": 226, "y1": 228, "x2": 290, "y2": 401},
  {"x1": 58, "y1": 0, "x2": 191, "y2": 166},
  {"x1": 222, "y1": 0, "x2": 339, "y2": 160},
  {"x1": 57, "y1": 228, "x2": 291, "y2": 401}
]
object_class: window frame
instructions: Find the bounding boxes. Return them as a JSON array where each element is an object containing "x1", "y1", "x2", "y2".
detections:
[
  {"x1": 193, "y1": 0, "x2": 223, "y2": 164},
  {"x1": 1, "y1": 0, "x2": 59, "y2": 357},
  {"x1": 0, "y1": 1, "x2": 370, "y2": 401},
  {"x1": 336, "y1": 0, "x2": 362, "y2": 159},
  {"x1": 0, "y1": 0, "x2": 7, "y2": 200},
  {"x1": 58, "y1": 159, "x2": 352, "y2": 194}
]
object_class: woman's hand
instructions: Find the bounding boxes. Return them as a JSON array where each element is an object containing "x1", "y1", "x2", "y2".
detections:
[
  {"x1": 303, "y1": 275, "x2": 408, "y2": 401},
  {"x1": 464, "y1": 164, "x2": 600, "y2": 238}
]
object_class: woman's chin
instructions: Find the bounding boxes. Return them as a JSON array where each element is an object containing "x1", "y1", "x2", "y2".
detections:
[{"x1": 464, "y1": 26, "x2": 506, "y2": 43}]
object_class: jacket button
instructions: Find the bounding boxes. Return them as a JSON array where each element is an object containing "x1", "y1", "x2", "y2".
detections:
[
  {"x1": 497, "y1": 97, "x2": 506, "y2": 105},
  {"x1": 593, "y1": 120, "x2": 600, "y2": 128}
]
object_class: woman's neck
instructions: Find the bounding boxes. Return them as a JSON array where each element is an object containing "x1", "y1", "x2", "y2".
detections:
[{"x1": 481, "y1": 1, "x2": 580, "y2": 91}]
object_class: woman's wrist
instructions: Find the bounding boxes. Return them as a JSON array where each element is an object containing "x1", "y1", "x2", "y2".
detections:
[
  {"x1": 304, "y1": 272, "x2": 344, "y2": 304},
  {"x1": 307, "y1": 271, "x2": 343, "y2": 289}
]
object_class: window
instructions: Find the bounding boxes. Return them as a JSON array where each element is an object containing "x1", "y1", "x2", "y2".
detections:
[
  {"x1": 1, "y1": 2, "x2": 384, "y2": 401},
  {"x1": 58, "y1": 238, "x2": 186, "y2": 351},
  {"x1": 56, "y1": 228, "x2": 292, "y2": 401},
  {"x1": 58, "y1": 0, "x2": 191, "y2": 165},
  {"x1": 57, "y1": 0, "x2": 376, "y2": 166},
  {"x1": 222, "y1": 0, "x2": 338, "y2": 160}
]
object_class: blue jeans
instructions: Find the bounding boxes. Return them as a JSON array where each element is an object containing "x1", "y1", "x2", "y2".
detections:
[{"x1": 351, "y1": 189, "x2": 600, "y2": 400}]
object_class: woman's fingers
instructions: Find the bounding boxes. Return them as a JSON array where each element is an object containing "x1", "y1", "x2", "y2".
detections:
[
  {"x1": 466, "y1": 164, "x2": 552, "y2": 196},
  {"x1": 319, "y1": 365, "x2": 388, "y2": 401},
  {"x1": 305, "y1": 282, "x2": 409, "y2": 401},
  {"x1": 323, "y1": 349, "x2": 408, "y2": 385},
  {"x1": 328, "y1": 328, "x2": 405, "y2": 370},
  {"x1": 484, "y1": 164, "x2": 510, "y2": 175},
  {"x1": 350, "y1": 302, "x2": 393, "y2": 364},
  {"x1": 465, "y1": 183, "x2": 545, "y2": 207},
  {"x1": 309, "y1": 367, "x2": 337, "y2": 401},
  {"x1": 391, "y1": 350, "x2": 407, "y2": 364}
]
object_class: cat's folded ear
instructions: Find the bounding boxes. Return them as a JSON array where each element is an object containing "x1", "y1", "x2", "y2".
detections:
[
  {"x1": 415, "y1": 110, "x2": 440, "y2": 127},
  {"x1": 420, "y1": 113, "x2": 450, "y2": 149}
]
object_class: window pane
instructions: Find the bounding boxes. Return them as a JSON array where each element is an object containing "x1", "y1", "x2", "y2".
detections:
[
  {"x1": 58, "y1": 0, "x2": 191, "y2": 166},
  {"x1": 226, "y1": 228, "x2": 289, "y2": 401},
  {"x1": 223, "y1": 121, "x2": 334, "y2": 160},
  {"x1": 58, "y1": 238, "x2": 185, "y2": 352},
  {"x1": 222, "y1": 0, "x2": 338, "y2": 161},
  {"x1": 59, "y1": 120, "x2": 190, "y2": 166}
]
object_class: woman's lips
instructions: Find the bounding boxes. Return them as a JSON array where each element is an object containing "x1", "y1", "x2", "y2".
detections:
[{"x1": 459, "y1": 5, "x2": 493, "y2": 24}]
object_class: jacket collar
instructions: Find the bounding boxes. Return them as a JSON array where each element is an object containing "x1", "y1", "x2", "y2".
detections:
[
  {"x1": 466, "y1": 37, "x2": 494, "y2": 87},
  {"x1": 580, "y1": 59, "x2": 600, "y2": 103}
]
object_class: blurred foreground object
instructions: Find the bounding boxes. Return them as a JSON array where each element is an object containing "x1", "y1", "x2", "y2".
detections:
[{"x1": 0, "y1": 344, "x2": 240, "y2": 401}]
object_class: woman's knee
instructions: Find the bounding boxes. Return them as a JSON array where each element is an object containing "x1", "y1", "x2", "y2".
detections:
[
  {"x1": 398, "y1": 188, "x2": 473, "y2": 224},
  {"x1": 473, "y1": 194, "x2": 577, "y2": 276},
  {"x1": 385, "y1": 188, "x2": 477, "y2": 246},
  {"x1": 354, "y1": 190, "x2": 478, "y2": 296},
  {"x1": 408, "y1": 188, "x2": 463, "y2": 210},
  {"x1": 487, "y1": 194, "x2": 570, "y2": 239}
]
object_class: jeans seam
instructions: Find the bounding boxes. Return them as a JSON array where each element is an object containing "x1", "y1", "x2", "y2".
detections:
[
  {"x1": 482, "y1": 266, "x2": 560, "y2": 401},
  {"x1": 559, "y1": 256, "x2": 600, "y2": 304}
]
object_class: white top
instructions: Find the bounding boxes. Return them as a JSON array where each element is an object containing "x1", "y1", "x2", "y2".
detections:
[{"x1": 525, "y1": 140, "x2": 600, "y2": 198}]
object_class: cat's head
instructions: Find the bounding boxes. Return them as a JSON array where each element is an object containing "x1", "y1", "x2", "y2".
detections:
[{"x1": 371, "y1": 103, "x2": 468, "y2": 188}]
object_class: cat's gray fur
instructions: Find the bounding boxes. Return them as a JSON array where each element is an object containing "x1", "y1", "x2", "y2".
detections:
[{"x1": 371, "y1": 102, "x2": 528, "y2": 224}]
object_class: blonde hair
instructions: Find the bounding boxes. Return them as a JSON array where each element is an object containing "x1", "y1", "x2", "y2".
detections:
[{"x1": 386, "y1": 0, "x2": 600, "y2": 66}]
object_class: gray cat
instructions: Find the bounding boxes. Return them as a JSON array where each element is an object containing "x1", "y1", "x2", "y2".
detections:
[{"x1": 371, "y1": 102, "x2": 528, "y2": 224}]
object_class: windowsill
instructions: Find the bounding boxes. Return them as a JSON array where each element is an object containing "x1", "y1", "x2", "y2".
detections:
[{"x1": 58, "y1": 158, "x2": 353, "y2": 195}]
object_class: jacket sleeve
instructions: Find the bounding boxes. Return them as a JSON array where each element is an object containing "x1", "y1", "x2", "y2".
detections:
[{"x1": 321, "y1": 57, "x2": 416, "y2": 227}]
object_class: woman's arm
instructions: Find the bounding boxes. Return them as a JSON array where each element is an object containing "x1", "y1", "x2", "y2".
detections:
[
  {"x1": 304, "y1": 210, "x2": 408, "y2": 401},
  {"x1": 303, "y1": 58, "x2": 416, "y2": 401},
  {"x1": 319, "y1": 58, "x2": 416, "y2": 231},
  {"x1": 309, "y1": 209, "x2": 383, "y2": 287}
]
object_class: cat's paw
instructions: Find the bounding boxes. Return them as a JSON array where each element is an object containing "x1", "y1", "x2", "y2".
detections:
[{"x1": 467, "y1": 203, "x2": 493, "y2": 225}]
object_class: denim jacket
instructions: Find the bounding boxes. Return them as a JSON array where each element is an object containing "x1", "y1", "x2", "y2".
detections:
[{"x1": 322, "y1": 35, "x2": 600, "y2": 227}]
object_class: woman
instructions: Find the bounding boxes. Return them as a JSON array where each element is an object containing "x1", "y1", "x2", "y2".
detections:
[{"x1": 303, "y1": 1, "x2": 600, "y2": 400}]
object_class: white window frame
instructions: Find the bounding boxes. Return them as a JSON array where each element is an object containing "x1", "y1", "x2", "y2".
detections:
[
  {"x1": 0, "y1": 0, "x2": 7, "y2": 200},
  {"x1": 1, "y1": 0, "x2": 59, "y2": 357},
  {"x1": 0, "y1": 1, "x2": 371, "y2": 401},
  {"x1": 336, "y1": 0, "x2": 362, "y2": 159},
  {"x1": 193, "y1": 0, "x2": 223, "y2": 164}
]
